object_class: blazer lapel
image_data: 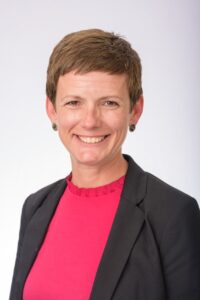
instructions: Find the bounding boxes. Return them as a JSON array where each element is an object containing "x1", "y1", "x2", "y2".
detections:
[
  {"x1": 90, "y1": 155, "x2": 147, "y2": 300},
  {"x1": 15, "y1": 179, "x2": 67, "y2": 297}
]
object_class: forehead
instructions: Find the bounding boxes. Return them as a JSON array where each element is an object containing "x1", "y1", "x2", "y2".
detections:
[{"x1": 57, "y1": 71, "x2": 129, "y2": 96}]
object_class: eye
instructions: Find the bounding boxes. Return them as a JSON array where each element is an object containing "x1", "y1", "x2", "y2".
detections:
[
  {"x1": 103, "y1": 100, "x2": 119, "y2": 108},
  {"x1": 65, "y1": 100, "x2": 80, "y2": 107}
]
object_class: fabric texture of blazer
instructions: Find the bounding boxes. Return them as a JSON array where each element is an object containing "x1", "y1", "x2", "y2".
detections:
[{"x1": 9, "y1": 155, "x2": 200, "y2": 300}]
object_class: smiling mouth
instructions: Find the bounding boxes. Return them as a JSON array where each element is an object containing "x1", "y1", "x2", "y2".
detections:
[{"x1": 77, "y1": 135, "x2": 109, "y2": 144}]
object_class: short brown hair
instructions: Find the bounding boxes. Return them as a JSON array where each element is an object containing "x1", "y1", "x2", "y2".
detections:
[{"x1": 46, "y1": 29, "x2": 143, "y2": 108}]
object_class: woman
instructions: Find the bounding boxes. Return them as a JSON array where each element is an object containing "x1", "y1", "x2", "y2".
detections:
[{"x1": 10, "y1": 29, "x2": 200, "y2": 300}]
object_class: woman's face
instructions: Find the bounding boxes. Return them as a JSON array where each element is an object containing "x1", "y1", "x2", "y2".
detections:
[{"x1": 46, "y1": 71, "x2": 143, "y2": 169}]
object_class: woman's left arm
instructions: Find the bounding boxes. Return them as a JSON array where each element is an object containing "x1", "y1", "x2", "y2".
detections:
[{"x1": 161, "y1": 197, "x2": 200, "y2": 300}]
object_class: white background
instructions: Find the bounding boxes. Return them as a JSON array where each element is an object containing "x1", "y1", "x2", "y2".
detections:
[{"x1": 1, "y1": 0, "x2": 199, "y2": 298}]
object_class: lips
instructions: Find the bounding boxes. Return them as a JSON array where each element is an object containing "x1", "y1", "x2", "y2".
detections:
[{"x1": 77, "y1": 135, "x2": 108, "y2": 144}]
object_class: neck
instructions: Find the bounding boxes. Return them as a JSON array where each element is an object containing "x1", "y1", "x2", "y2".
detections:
[{"x1": 70, "y1": 154, "x2": 128, "y2": 188}]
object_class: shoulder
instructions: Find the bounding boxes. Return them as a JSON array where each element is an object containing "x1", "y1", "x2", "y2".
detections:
[
  {"x1": 145, "y1": 171, "x2": 198, "y2": 209},
  {"x1": 125, "y1": 154, "x2": 200, "y2": 242},
  {"x1": 144, "y1": 171, "x2": 199, "y2": 215},
  {"x1": 125, "y1": 154, "x2": 199, "y2": 212},
  {"x1": 142, "y1": 172, "x2": 200, "y2": 246},
  {"x1": 22, "y1": 178, "x2": 66, "y2": 222}
]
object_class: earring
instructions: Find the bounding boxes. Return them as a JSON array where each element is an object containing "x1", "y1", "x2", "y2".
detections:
[
  {"x1": 52, "y1": 123, "x2": 57, "y2": 131},
  {"x1": 129, "y1": 124, "x2": 135, "y2": 132}
]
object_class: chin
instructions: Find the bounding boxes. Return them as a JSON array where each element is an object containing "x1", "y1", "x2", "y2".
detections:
[{"x1": 72, "y1": 152, "x2": 106, "y2": 166}]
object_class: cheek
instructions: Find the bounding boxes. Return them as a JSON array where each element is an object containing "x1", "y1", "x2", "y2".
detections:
[
  {"x1": 106, "y1": 112, "x2": 130, "y2": 132},
  {"x1": 58, "y1": 111, "x2": 80, "y2": 127}
]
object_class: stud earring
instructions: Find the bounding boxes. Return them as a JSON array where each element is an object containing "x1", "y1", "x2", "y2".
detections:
[
  {"x1": 129, "y1": 124, "x2": 136, "y2": 132},
  {"x1": 52, "y1": 123, "x2": 57, "y2": 131}
]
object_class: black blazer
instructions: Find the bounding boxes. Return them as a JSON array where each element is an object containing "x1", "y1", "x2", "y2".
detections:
[{"x1": 10, "y1": 155, "x2": 200, "y2": 300}]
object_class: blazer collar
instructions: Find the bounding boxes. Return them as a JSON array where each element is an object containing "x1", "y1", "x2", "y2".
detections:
[{"x1": 90, "y1": 155, "x2": 147, "y2": 300}]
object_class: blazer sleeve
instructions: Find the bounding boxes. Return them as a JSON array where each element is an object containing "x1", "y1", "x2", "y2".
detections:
[
  {"x1": 160, "y1": 197, "x2": 200, "y2": 300},
  {"x1": 9, "y1": 197, "x2": 30, "y2": 299}
]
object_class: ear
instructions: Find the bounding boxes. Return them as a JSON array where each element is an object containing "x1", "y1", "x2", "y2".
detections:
[
  {"x1": 46, "y1": 97, "x2": 57, "y2": 124},
  {"x1": 129, "y1": 95, "x2": 144, "y2": 125}
]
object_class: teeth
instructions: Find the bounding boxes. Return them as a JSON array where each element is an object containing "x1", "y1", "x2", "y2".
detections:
[{"x1": 78, "y1": 136, "x2": 106, "y2": 144}]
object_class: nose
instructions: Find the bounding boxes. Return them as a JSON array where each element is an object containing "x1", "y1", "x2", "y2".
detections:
[{"x1": 81, "y1": 105, "x2": 101, "y2": 129}]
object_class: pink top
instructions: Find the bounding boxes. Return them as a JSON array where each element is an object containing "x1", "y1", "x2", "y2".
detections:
[{"x1": 23, "y1": 175, "x2": 125, "y2": 300}]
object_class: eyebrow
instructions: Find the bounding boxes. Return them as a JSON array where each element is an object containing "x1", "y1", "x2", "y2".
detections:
[
  {"x1": 60, "y1": 95, "x2": 83, "y2": 102},
  {"x1": 60, "y1": 95, "x2": 123, "y2": 102}
]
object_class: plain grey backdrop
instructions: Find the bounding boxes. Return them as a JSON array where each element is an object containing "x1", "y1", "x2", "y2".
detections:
[{"x1": 1, "y1": 0, "x2": 199, "y2": 298}]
